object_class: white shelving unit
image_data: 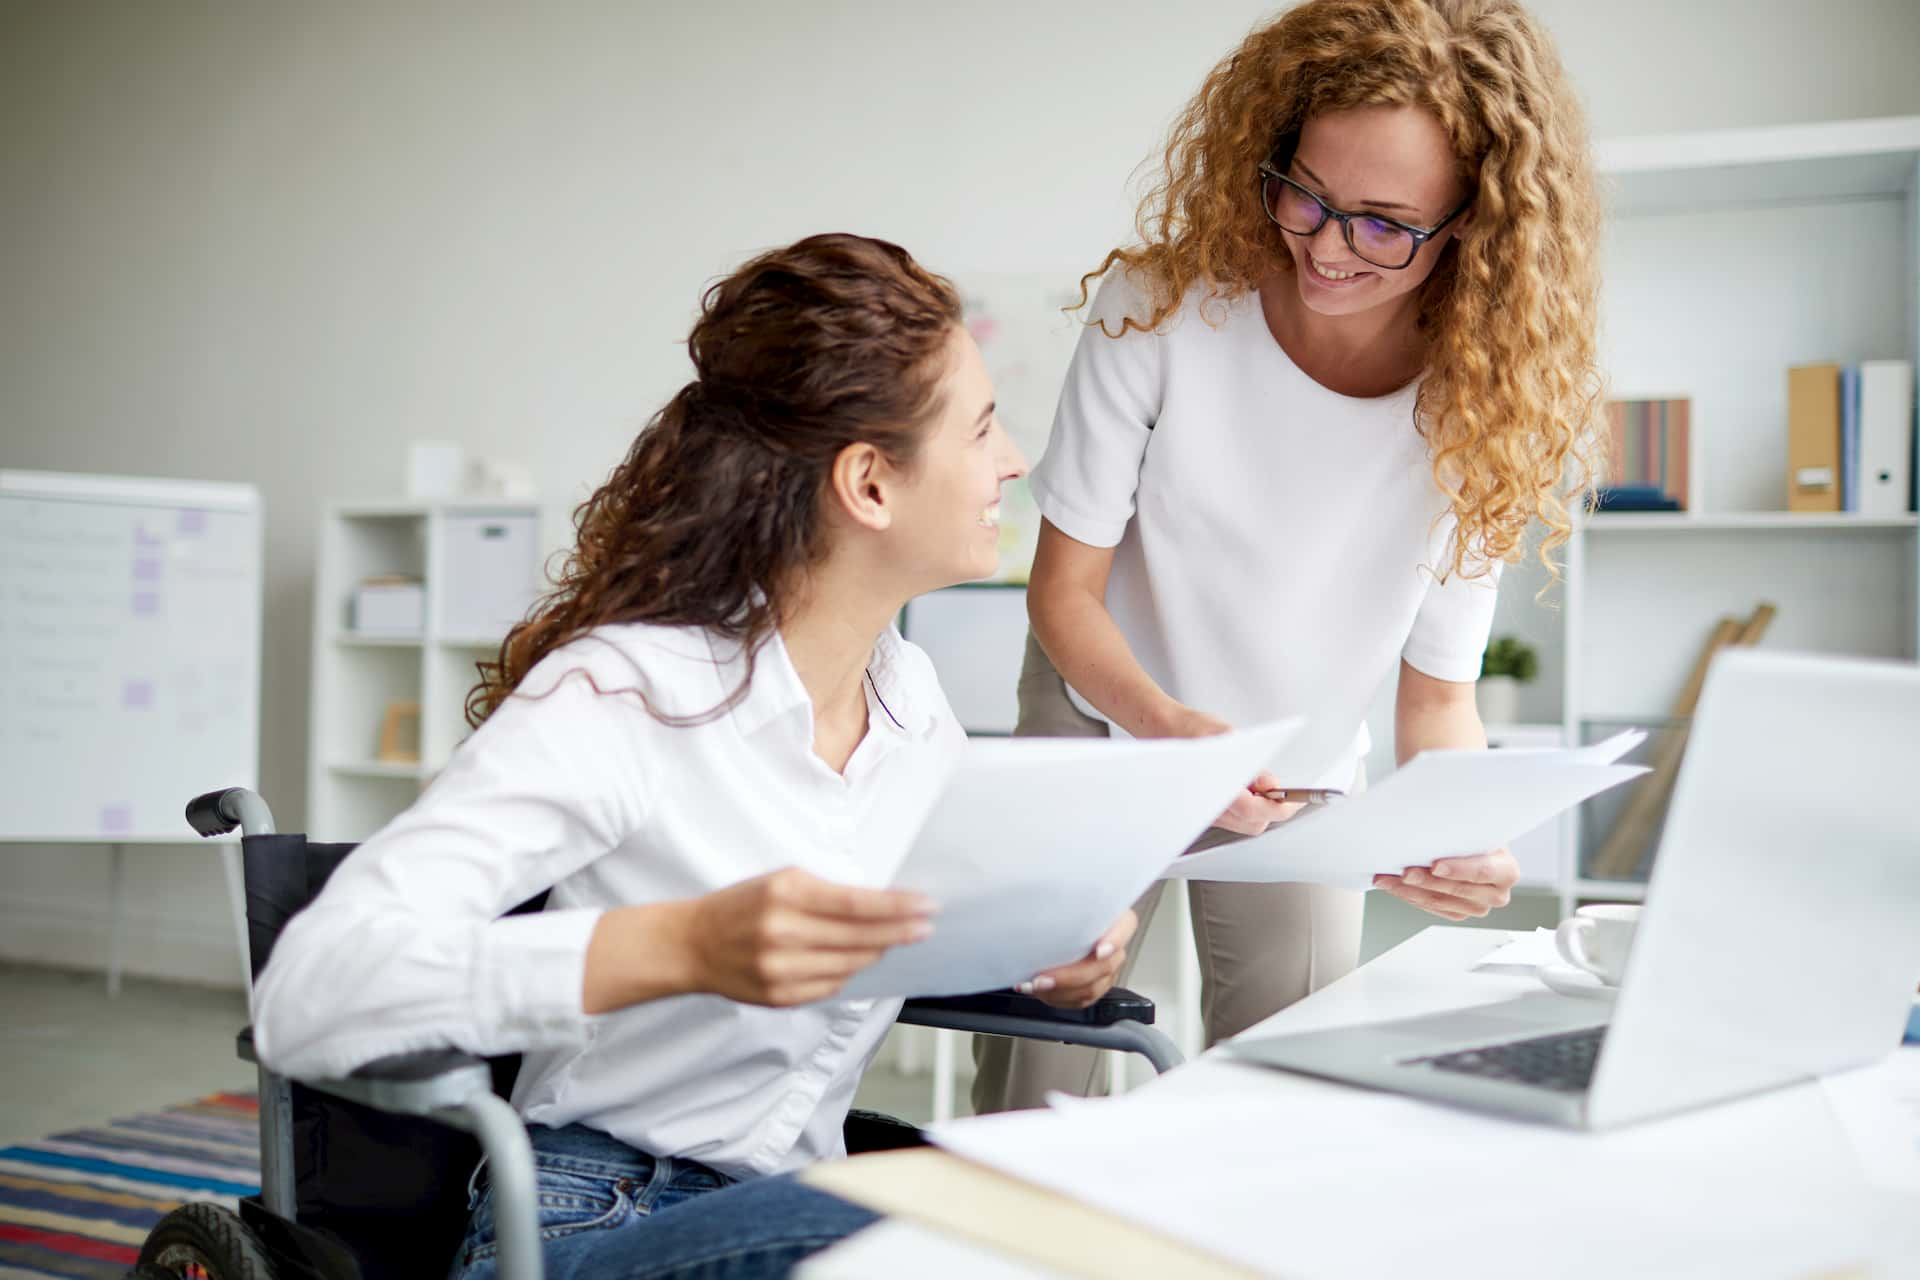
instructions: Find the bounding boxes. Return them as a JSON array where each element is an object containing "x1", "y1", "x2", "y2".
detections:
[
  {"x1": 1532, "y1": 116, "x2": 1920, "y2": 912},
  {"x1": 307, "y1": 501, "x2": 546, "y2": 839}
]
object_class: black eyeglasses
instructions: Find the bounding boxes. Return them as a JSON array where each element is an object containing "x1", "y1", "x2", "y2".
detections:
[{"x1": 1258, "y1": 162, "x2": 1470, "y2": 271}]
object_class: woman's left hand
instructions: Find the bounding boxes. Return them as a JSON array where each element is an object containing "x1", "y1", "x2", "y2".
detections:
[
  {"x1": 1373, "y1": 848, "x2": 1518, "y2": 921},
  {"x1": 1016, "y1": 909, "x2": 1138, "y2": 1009}
]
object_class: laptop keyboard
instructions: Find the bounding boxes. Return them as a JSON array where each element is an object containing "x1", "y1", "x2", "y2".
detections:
[{"x1": 1405, "y1": 1025, "x2": 1607, "y2": 1094}]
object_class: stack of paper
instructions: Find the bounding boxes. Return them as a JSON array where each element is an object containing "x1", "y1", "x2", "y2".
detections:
[
  {"x1": 841, "y1": 728, "x2": 1645, "y2": 1001},
  {"x1": 925, "y1": 1082, "x2": 1914, "y2": 1278}
]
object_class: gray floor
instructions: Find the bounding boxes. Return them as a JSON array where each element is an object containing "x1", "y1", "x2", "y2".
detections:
[
  {"x1": 0, "y1": 893, "x2": 1556, "y2": 1149},
  {"x1": 0, "y1": 961, "x2": 257, "y2": 1146}
]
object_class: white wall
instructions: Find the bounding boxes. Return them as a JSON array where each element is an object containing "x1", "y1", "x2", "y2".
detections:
[{"x1": 6, "y1": 0, "x2": 1920, "y2": 985}]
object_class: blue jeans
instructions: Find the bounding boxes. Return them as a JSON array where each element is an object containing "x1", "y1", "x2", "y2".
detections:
[{"x1": 449, "y1": 1123, "x2": 879, "y2": 1280}]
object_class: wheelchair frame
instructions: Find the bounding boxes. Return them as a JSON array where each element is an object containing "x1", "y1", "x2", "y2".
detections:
[{"x1": 172, "y1": 786, "x2": 1183, "y2": 1280}]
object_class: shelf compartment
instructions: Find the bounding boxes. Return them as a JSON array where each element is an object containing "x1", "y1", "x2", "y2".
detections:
[
  {"x1": 1597, "y1": 116, "x2": 1920, "y2": 215},
  {"x1": 328, "y1": 760, "x2": 428, "y2": 780},
  {"x1": 1586, "y1": 513, "x2": 1918, "y2": 532},
  {"x1": 334, "y1": 631, "x2": 424, "y2": 647}
]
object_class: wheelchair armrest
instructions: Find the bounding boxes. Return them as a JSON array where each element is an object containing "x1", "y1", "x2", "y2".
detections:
[
  {"x1": 901, "y1": 985, "x2": 1156, "y2": 1029},
  {"x1": 237, "y1": 1026, "x2": 495, "y2": 1117}
]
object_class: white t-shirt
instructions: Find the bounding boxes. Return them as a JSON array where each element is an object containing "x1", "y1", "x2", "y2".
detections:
[
  {"x1": 1029, "y1": 271, "x2": 1500, "y2": 787},
  {"x1": 253, "y1": 622, "x2": 962, "y2": 1178}
]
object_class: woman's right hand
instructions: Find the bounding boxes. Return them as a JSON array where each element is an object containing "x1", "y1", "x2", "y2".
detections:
[
  {"x1": 585, "y1": 869, "x2": 935, "y2": 1014},
  {"x1": 685, "y1": 868, "x2": 937, "y2": 1006},
  {"x1": 1154, "y1": 705, "x2": 1304, "y2": 837}
]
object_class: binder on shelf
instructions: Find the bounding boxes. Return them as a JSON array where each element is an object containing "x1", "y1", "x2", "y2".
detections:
[
  {"x1": 1858, "y1": 359, "x2": 1914, "y2": 517},
  {"x1": 1786, "y1": 363, "x2": 1842, "y2": 513},
  {"x1": 1839, "y1": 364, "x2": 1861, "y2": 512}
]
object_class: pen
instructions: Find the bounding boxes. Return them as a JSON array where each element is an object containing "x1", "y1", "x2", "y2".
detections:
[{"x1": 1257, "y1": 787, "x2": 1345, "y2": 806}]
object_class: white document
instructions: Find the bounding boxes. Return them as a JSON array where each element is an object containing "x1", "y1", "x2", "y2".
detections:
[
  {"x1": 1471, "y1": 927, "x2": 1561, "y2": 971},
  {"x1": 1163, "y1": 740, "x2": 1647, "y2": 888},
  {"x1": 928, "y1": 1083, "x2": 1910, "y2": 1279},
  {"x1": 839, "y1": 719, "x2": 1303, "y2": 999},
  {"x1": 1820, "y1": 1048, "x2": 1920, "y2": 1194},
  {"x1": 1503, "y1": 727, "x2": 1646, "y2": 766}
]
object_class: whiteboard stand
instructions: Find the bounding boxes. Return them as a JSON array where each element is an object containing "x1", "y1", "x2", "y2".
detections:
[
  {"x1": 1, "y1": 471, "x2": 264, "y2": 998},
  {"x1": 96, "y1": 838, "x2": 249, "y2": 1000},
  {"x1": 106, "y1": 844, "x2": 124, "y2": 997}
]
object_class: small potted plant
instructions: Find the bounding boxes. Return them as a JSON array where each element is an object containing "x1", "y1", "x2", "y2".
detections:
[{"x1": 1477, "y1": 635, "x2": 1538, "y2": 727}]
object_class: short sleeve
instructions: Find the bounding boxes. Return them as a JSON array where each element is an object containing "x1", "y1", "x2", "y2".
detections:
[
  {"x1": 1027, "y1": 272, "x2": 1165, "y2": 548},
  {"x1": 1401, "y1": 556, "x2": 1503, "y2": 683}
]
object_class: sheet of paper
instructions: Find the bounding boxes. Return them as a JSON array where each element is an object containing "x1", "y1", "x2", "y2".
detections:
[
  {"x1": 1493, "y1": 727, "x2": 1647, "y2": 766},
  {"x1": 1820, "y1": 1049, "x2": 1920, "y2": 1193},
  {"x1": 928, "y1": 1081, "x2": 1913, "y2": 1279},
  {"x1": 839, "y1": 719, "x2": 1302, "y2": 999},
  {"x1": 1162, "y1": 749, "x2": 1646, "y2": 887},
  {"x1": 1472, "y1": 927, "x2": 1561, "y2": 971}
]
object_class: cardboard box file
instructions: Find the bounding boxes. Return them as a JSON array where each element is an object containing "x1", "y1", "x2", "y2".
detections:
[{"x1": 1786, "y1": 363, "x2": 1842, "y2": 513}]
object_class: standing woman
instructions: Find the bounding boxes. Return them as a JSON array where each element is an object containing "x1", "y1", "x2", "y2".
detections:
[{"x1": 974, "y1": 0, "x2": 1603, "y2": 1111}]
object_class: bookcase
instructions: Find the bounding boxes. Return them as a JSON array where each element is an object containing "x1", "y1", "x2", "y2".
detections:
[
  {"x1": 1489, "y1": 115, "x2": 1920, "y2": 913},
  {"x1": 306, "y1": 501, "x2": 545, "y2": 838}
]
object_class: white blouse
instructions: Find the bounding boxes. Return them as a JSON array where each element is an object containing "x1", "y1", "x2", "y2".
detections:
[
  {"x1": 1030, "y1": 271, "x2": 1501, "y2": 785},
  {"x1": 252, "y1": 621, "x2": 963, "y2": 1178}
]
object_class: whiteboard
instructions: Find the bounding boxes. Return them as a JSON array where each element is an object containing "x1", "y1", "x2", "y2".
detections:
[{"x1": 0, "y1": 471, "x2": 262, "y2": 841}]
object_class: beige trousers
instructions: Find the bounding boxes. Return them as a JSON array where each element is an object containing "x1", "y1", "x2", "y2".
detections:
[{"x1": 969, "y1": 631, "x2": 1365, "y2": 1114}]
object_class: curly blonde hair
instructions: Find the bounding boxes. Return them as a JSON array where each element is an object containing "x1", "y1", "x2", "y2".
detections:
[{"x1": 1084, "y1": 0, "x2": 1603, "y2": 577}]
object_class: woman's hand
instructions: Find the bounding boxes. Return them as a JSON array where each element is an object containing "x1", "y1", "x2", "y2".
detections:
[
  {"x1": 1015, "y1": 909, "x2": 1138, "y2": 1010},
  {"x1": 1154, "y1": 705, "x2": 1304, "y2": 836},
  {"x1": 584, "y1": 869, "x2": 935, "y2": 1013},
  {"x1": 1372, "y1": 848, "x2": 1518, "y2": 921},
  {"x1": 687, "y1": 868, "x2": 937, "y2": 1005}
]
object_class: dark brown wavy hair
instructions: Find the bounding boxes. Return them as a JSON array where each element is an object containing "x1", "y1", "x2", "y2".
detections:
[{"x1": 467, "y1": 233, "x2": 963, "y2": 726}]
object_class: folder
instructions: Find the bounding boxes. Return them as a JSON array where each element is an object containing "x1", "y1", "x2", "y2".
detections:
[
  {"x1": 1840, "y1": 364, "x2": 1860, "y2": 512},
  {"x1": 1858, "y1": 360, "x2": 1914, "y2": 517},
  {"x1": 1787, "y1": 363, "x2": 1842, "y2": 513}
]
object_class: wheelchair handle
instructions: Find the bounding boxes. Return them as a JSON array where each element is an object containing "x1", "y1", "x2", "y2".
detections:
[{"x1": 186, "y1": 787, "x2": 277, "y2": 838}]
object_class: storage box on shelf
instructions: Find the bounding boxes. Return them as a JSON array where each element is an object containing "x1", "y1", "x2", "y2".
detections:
[{"x1": 308, "y1": 502, "x2": 545, "y2": 839}]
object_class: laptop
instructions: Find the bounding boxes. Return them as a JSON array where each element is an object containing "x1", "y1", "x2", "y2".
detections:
[{"x1": 1227, "y1": 649, "x2": 1920, "y2": 1130}]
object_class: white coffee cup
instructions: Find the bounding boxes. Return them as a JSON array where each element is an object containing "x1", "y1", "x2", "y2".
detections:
[{"x1": 1553, "y1": 903, "x2": 1641, "y2": 987}]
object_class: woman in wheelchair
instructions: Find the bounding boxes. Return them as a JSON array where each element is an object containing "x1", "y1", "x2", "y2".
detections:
[{"x1": 251, "y1": 233, "x2": 1138, "y2": 1279}]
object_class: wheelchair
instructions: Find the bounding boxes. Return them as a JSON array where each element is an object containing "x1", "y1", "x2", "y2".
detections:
[{"x1": 130, "y1": 786, "x2": 1183, "y2": 1280}]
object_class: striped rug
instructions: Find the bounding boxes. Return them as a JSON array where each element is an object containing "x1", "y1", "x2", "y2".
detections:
[{"x1": 0, "y1": 1091, "x2": 259, "y2": 1279}]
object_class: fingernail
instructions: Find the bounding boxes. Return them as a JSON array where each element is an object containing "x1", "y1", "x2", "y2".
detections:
[
  {"x1": 912, "y1": 895, "x2": 940, "y2": 915},
  {"x1": 1431, "y1": 863, "x2": 1454, "y2": 879},
  {"x1": 1015, "y1": 981, "x2": 1034, "y2": 994},
  {"x1": 1095, "y1": 942, "x2": 1116, "y2": 960},
  {"x1": 1032, "y1": 976, "x2": 1056, "y2": 993},
  {"x1": 910, "y1": 922, "x2": 934, "y2": 942}
]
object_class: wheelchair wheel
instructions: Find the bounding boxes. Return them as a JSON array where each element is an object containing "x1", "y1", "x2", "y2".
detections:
[{"x1": 134, "y1": 1202, "x2": 275, "y2": 1279}]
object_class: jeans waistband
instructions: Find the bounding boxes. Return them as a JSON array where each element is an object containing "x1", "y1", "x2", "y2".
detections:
[{"x1": 467, "y1": 1122, "x2": 660, "y2": 1210}]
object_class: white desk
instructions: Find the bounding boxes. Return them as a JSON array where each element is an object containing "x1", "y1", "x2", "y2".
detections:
[{"x1": 803, "y1": 926, "x2": 1920, "y2": 1279}]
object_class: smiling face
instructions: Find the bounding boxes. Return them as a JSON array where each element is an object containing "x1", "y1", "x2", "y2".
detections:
[
  {"x1": 1278, "y1": 105, "x2": 1469, "y2": 320},
  {"x1": 888, "y1": 325, "x2": 1029, "y2": 590}
]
